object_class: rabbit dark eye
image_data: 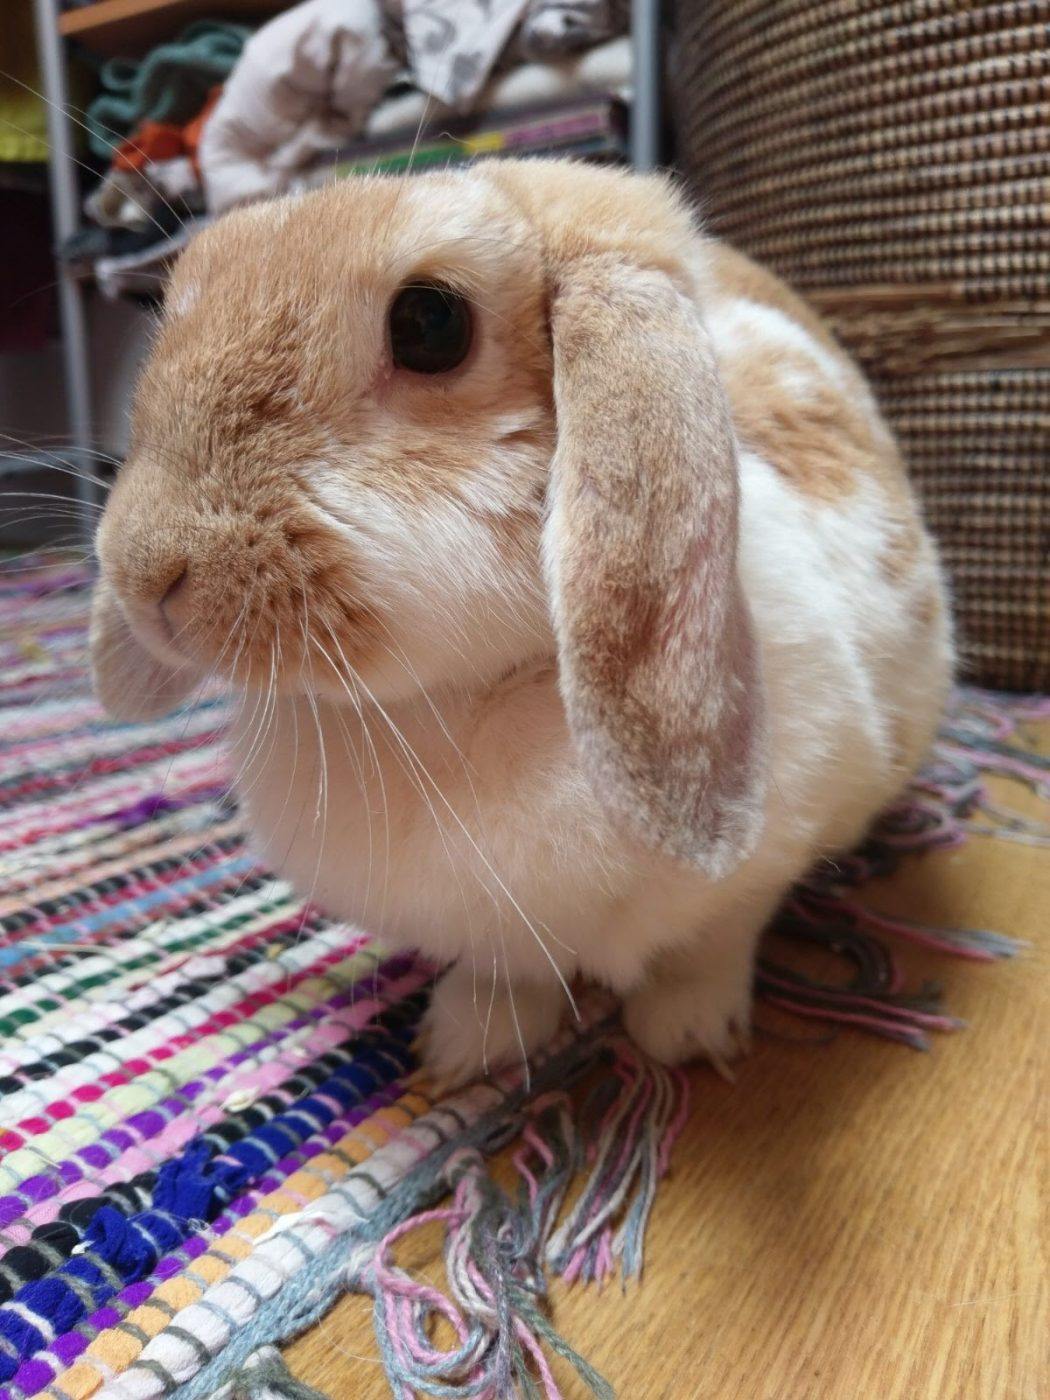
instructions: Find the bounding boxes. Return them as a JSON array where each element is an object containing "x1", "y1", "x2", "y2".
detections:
[{"x1": 388, "y1": 283, "x2": 472, "y2": 374}]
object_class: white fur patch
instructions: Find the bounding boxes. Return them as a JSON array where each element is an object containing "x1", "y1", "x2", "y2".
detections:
[
  {"x1": 707, "y1": 296, "x2": 848, "y2": 390},
  {"x1": 309, "y1": 469, "x2": 503, "y2": 604},
  {"x1": 706, "y1": 293, "x2": 895, "y2": 456},
  {"x1": 166, "y1": 280, "x2": 199, "y2": 318}
]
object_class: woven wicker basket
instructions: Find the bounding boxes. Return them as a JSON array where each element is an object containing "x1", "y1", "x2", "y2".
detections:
[{"x1": 672, "y1": 0, "x2": 1049, "y2": 691}]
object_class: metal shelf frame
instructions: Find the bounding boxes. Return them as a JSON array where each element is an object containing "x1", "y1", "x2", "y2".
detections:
[{"x1": 27, "y1": 0, "x2": 102, "y2": 517}]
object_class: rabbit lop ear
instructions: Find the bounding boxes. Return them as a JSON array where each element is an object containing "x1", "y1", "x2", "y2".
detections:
[
  {"x1": 545, "y1": 255, "x2": 768, "y2": 879},
  {"x1": 90, "y1": 575, "x2": 196, "y2": 721}
]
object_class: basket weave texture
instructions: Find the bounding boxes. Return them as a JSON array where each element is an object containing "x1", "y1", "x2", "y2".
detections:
[{"x1": 672, "y1": 0, "x2": 1050, "y2": 691}]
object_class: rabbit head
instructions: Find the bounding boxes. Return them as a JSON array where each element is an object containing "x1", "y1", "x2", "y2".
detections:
[{"x1": 92, "y1": 161, "x2": 767, "y2": 877}]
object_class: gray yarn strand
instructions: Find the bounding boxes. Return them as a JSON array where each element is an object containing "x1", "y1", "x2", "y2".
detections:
[{"x1": 206, "y1": 1345, "x2": 331, "y2": 1399}]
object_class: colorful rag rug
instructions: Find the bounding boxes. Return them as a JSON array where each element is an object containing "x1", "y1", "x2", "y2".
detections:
[{"x1": 0, "y1": 555, "x2": 1046, "y2": 1400}]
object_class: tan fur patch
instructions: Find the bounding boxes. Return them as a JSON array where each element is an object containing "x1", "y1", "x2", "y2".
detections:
[
  {"x1": 915, "y1": 586, "x2": 944, "y2": 630},
  {"x1": 708, "y1": 243, "x2": 915, "y2": 519},
  {"x1": 878, "y1": 519, "x2": 924, "y2": 583},
  {"x1": 490, "y1": 162, "x2": 705, "y2": 298},
  {"x1": 708, "y1": 244, "x2": 845, "y2": 359},
  {"x1": 716, "y1": 352, "x2": 865, "y2": 502}
]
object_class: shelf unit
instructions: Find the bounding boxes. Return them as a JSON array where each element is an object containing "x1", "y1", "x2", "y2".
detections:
[{"x1": 27, "y1": 0, "x2": 662, "y2": 517}]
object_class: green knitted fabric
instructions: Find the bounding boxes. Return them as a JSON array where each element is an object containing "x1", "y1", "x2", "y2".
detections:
[{"x1": 84, "y1": 20, "x2": 250, "y2": 158}]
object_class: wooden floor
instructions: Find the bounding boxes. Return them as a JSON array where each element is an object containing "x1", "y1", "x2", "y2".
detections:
[{"x1": 286, "y1": 742, "x2": 1048, "y2": 1399}]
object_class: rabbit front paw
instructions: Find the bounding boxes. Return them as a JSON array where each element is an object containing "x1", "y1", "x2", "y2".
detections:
[
  {"x1": 623, "y1": 953, "x2": 753, "y2": 1080},
  {"x1": 415, "y1": 964, "x2": 561, "y2": 1093}
]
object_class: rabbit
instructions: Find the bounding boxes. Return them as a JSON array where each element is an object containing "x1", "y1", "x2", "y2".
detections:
[{"x1": 90, "y1": 160, "x2": 953, "y2": 1087}]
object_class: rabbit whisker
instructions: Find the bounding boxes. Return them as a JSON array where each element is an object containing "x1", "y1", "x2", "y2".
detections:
[
  {"x1": 340, "y1": 651, "x2": 578, "y2": 1024},
  {"x1": 0, "y1": 70, "x2": 190, "y2": 236},
  {"x1": 312, "y1": 627, "x2": 480, "y2": 960},
  {"x1": 313, "y1": 614, "x2": 387, "y2": 922}
]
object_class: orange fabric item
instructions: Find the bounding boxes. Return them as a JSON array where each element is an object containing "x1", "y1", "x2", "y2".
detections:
[
  {"x1": 113, "y1": 86, "x2": 223, "y2": 176},
  {"x1": 112, "y1": 121, "x2": 184, "y2": 172}
]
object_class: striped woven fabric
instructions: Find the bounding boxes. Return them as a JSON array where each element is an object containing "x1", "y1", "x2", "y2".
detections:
[{"x1": 0, "y1": 559, "x2": 432, "y2": 1398}]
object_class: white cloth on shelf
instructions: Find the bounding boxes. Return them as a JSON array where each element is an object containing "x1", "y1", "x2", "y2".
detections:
[
  {"x1": 402, "y1": 0, "x2": 531, "y2": 109},
  {"x1": 200, "y1": 0, "x2": 399, "y2": 214},
  {"x1": 199, "y1": 0, "x2": 629, "y2": 214},
  {"x1": 365, "y1": 35, "x2": 631, "y2": 138},
  {"x1": 518, "y1": 0, "x2": 629, "y2": 59}
]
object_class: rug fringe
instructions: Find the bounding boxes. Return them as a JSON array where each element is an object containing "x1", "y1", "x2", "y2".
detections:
[
  {"x1": 209, "y1": 1345, "x2": 330, "y2": 1400},
  {"x1": 180, "y1": 1026, "x2": 685, "y2": 1400},
  {"x1": 546, "y1": 1044, "x2": 689, "y2": 1286},
  {"x1": 750, "y1": 688, "x2": 1041, "y2": 1048},
  {"x1": 353, "y1": 1040, "x2": 686, "y2": 1398}
]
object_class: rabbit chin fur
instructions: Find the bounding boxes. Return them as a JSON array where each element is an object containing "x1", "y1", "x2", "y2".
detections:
[{"x1": 90, "y1": 162, "x2": 952, "y2": 1087}]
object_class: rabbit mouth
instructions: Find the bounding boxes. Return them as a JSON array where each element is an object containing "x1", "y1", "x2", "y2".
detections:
[
  {"x1": 96, "y1": 486, "x2": 379, "y2": 693},
  {"x1": 114, "y1": 591, "x2": 191, "y2": 672},
  {"x1": 173, "y1": 593, "x2": 375, "y2": 697}
]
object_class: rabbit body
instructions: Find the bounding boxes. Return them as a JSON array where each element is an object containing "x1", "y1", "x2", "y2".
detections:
[
  {"x1": 229, "y1": 418, "x2": 948, "y2": 1080},
  {"x1": 91, "y1": 162, "x2": 952, "y2": 1083}
]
